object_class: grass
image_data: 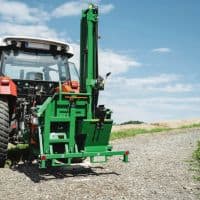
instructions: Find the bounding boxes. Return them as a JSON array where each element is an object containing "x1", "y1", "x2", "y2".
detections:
[
  {"x1": 180, "y1": 123, "x2": 200, "y2": 129},
  {"x1": 110, "y1": 127, "x2": 171, "y2": 140},
  {"x1": 111, "y1": 122, "x2": 200, "y2": 141},
  {"x1": 194, "y1": 141, "x2": 200, "y2": 162},
  {"x1": 193, "y1": 141, "x2": 200, "y2": 181},
  {"x1": 6, "y1": 144, "x2": 29, "y2": 167}
]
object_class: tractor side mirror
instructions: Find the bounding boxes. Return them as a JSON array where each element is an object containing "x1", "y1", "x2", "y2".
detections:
[
  {"x1": 105, "y1": 72, "x2": 111, "y2": 79},
  {"x1": 96, "y1": 72, "x2": 111, "y2": 90}
]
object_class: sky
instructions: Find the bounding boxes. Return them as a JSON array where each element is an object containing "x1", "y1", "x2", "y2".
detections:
[{"x1": 0, "y1": 0, "x2": 200, "y2": 123}]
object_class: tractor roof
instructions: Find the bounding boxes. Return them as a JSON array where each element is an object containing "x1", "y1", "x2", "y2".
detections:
[{"x1": 0, "y1": 36, "x2": 74, "y2": 57}]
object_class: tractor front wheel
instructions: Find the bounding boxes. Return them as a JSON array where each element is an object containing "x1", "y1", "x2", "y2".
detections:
[{"x1": 0, "y1": 99, "x2": 9, "y2": 167}]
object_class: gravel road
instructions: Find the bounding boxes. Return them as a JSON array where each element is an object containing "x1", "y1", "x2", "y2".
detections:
[{"x1": 0, "y1": 129, "x2": 200, "y2": 200}]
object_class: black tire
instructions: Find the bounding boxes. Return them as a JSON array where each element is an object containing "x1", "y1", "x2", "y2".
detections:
[{"x1": 0, "y1": 99, "x2": 9, "y2": 167}]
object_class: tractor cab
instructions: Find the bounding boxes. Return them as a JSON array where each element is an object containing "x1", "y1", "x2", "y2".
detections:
[{"x1": 0, "y1": 37, "x2": 79, "y2": 98}]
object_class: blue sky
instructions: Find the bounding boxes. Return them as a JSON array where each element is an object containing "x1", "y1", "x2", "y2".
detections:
[{"x1": 0, "y1": 0, "x2": 200, "y2": 122}]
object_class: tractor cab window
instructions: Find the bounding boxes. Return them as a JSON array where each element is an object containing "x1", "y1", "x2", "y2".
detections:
[
  {"x1": 68, "y1": 62, "x2": 79, "y2": 82},
  {"x1": 1, "y1": 50, "x2": 78, "y2": 82}
]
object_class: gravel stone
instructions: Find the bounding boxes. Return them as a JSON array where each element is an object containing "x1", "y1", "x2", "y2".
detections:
[{"x1": 0, "y1": 129, "x2": 199, "y2": 200}]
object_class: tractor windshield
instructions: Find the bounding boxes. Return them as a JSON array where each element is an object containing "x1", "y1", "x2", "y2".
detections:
[{"x1": 1, "y1": 50, "x2": 79, "y2": 82}]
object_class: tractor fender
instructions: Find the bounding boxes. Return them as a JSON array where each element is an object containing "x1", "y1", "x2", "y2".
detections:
[
  {"x1": 0, "y1": 77, "x2": 17, "y2": 116},
  {"x1": 0, "y1": 77, "x2": 17, "y2": 97}
]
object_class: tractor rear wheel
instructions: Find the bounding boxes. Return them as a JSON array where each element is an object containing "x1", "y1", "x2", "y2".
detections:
[{"x1": 0, "y1": 99, "x2": 9, "y2": 167}]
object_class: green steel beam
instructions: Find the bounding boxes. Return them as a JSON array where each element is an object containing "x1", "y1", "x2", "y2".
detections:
[
  {"x1": 38, "y1": 149, "x2": 129, "y2": 168},
  {"x1": 44, "y1": 151, "x2": 127, "y2": 158},
  {"x1": 80, "y1": 4, "x2": 98, "y2": 119}
]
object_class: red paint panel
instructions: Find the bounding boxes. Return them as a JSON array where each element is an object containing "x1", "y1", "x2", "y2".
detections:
[{"x1": 0, "y1": 76, "x2": 17, "y2": 96}]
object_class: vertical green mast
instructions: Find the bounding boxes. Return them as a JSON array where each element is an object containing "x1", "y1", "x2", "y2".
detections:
[{"x1": 80, "y1": 4, "x2": 99, "y2": 119}]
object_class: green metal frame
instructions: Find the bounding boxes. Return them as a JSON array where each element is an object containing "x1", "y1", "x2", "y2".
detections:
[
  {"x1": 31, "y1": 4, "x2": 129, "y2": 168},
  {"x1": 36, "y1": 91, "x2": 128, "y2": 168}
]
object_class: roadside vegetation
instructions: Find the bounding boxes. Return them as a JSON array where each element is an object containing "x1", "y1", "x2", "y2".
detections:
[
  {"x1": 120, "y1": 120, "x2": 144, "y2": 125},
  {"x1": 181, "y1": 123, "x2": 200, "y2": 129},
  {"x1": 5, "y1": 144, "x2": 29, "y2": 167},
  {"x1": 193, "y1": 141, "x2": 200, "y2": 181},
  {"x1": 111, "y1": 127, "x2": 171, "y2": 140},
  {"x1": 194, "y1": 142, "x2": 200, "y2": 162},
  {"x1": 111, "y1": 122, "x2": 200, "y2": 140}
]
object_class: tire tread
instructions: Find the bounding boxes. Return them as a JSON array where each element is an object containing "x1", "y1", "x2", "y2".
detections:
[{"x1": 0, "y1": 99, "x2": 9, "y2": 167}]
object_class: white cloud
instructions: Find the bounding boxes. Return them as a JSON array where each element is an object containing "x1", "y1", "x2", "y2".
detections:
[
  {"x1": 115, "y1": 97, "x2": 200, "y2": 105},
  {"x1": 0, "y1": 0, "x2": 49, "y2": 24},
  {"x1": 69, "y1": 43, "x2": 80, "y2": 68},
  {"x1": 124, "y1": 74, "x2": 179, "y2": 86},
  {"x1": 99, "y1": 49, "x2": 141, "y2": 75},
  {"x1": 148, "y1": 83, "x2": 193, "y2": 93},
  {"x1": 0, "y1": 0, "x2": 55, "y2": 39},
  {"x1": 100, "y1": 95, "x2": 200, "y2": 123},
  {"x1": 52, "y1": 1, "x2": 114, "y2": 17},
  {"x1": 100, "y1": 4, "x2": 114, "y2": 14},
  {"x1": 106, "y1": 74, "x2": 180, "y2": 90},
  {"x1": 152, "y1": 48, "x2": 171, "y2": 53},
  {"x1": 0, "y1": 0, "x2": 59, "y2": 40},
  {"x1": 104, "y1": 74, "x2": 195, "y2": 98},
  {"x1": 0, "y1": 0, "x2": 59, "y2": 39},
  {"x1": 0, "y1": 22, "x2": 59, "y2": 39},
  {"x1": 52, "y1": 1, "x2": 87, "y2": 17},
  {"x1": 69, "y1": 45, "x2": 141, "y2": 75},
  {"x1": 98, "y1": 73, "x2": 198, "y2": 122}
]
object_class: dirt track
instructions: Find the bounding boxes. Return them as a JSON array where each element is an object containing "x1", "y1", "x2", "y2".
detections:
[{"x1": 0, "y1": 129, "x2": 199, "y2": 200}]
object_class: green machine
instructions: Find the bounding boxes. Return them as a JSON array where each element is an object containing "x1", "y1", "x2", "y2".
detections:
[{"x1": 0, "y1": 4, "x2": 129, "y2": 168}]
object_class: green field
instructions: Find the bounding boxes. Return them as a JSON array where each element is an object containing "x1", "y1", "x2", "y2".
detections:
[
  {"x1": 111, "y1": 123, "x2": 200, "y2": 140},
  {"x1": 110, "y1": 127, "x2": 172, "y2": 140}
]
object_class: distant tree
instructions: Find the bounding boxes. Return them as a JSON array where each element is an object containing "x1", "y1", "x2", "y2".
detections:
[{"x1": 120, "y1": 120, "x2": 144, "y2": 125}]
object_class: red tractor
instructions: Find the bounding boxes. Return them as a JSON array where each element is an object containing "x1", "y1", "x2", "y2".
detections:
[{"x1": 0, "y1": 36, "x2": 79, "y2": 167}]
